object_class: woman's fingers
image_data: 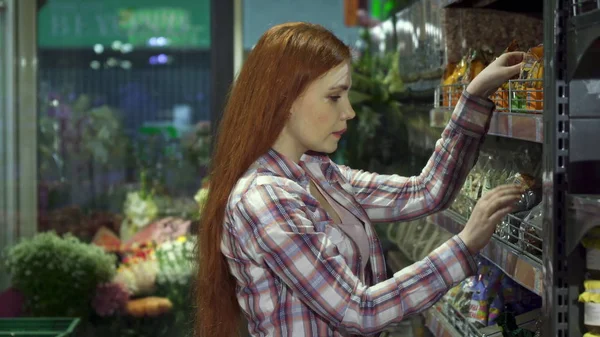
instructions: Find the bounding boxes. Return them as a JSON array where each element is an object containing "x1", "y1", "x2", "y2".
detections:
[
  {"x1": 489, "y1": 205, "x2": 516, "y2": 226},
  {"x1": 498, "y1": 51, "x2": 526, "y2": 66},
  {"x1": 480, "y1": 184, "x2": 522, "y2": 202},
  {"x1": 486, "y1": 194, "x2": 521, "y2": 215}
]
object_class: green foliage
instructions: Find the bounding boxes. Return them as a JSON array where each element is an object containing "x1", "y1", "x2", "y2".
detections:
[
  {"x1": 337, "y1": 30, "x2": 410, "y2": 173},
  {"x1": 4, "y1": 232, "x2": 117, "y2": 317}
]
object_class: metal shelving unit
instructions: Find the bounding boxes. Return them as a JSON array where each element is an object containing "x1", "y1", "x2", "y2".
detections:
[
  {"x1": 433, "y1": 80, "x2": 545, "y2": 142},
  {"x1": 548, "y1": 1, "x2": 600, "y2": 336},
  {"x1": 381, "y1": 0, "x2": 600, "y2": 335},
  {"x1": 429, "y1": 2, "x2": 600, "y2": 335},
  {"x1": 421, "y1": 303, "x2": 542, "y2": 337},
  {"x1": 386, "y1": 251, "x2": 541, "y2": 337},
  {"x1": 429, "y1": 210, "x2": 544, "y2": 296}
]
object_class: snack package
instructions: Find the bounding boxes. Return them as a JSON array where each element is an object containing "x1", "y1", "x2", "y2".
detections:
[
  {"x1": 519, "y1": 53, "x2": 539, "y2": 82},
  {"x1": 452, "y1": 276, "x2": 478, "y2": 315},
  {"x1": 519, "y1": 44, "x2": 544, "y2": 84},
  {"x1": 442, "y1": 62, "x2": 461, "y2": 108},
  {"x1": 511, "y1": 88, "x2": 527, "y2": 111},
  {"x1": 578, "y1": 291, "x2": 600, "y2": 334},
  {"x1": 582, "y1": 233, "x2": 600, "y2": 279},
  {"x1": 461, "y1": 49, "x2": 492, "y2": 85},
  {"x1": 454, "y1": 54, "x2": 470, "y2": 84},
  {"x1": 522, "y1": 203, "x2": 543, "y2": 257},
  {"x1": 468, "y1": 276, "x2": 490, "y2": 328},
  {"x1": 442, "y1": 63, "x2": 458, "y2": 85},
  {"x1": 504, "y1": 40, "x2": 521, "y2": 54},
  {"x1": 471, "y1": 152, "x2": 492, "y2": 199},
  {"x1": 496, "y1": 40, "x2": 521, "y2": 109},
  {"x1": 488, "y1": 291, "x2": 505, "y2": 326},
  {"x1": 521, "y1": 44, "x2": 544, "y2": 112},
  {"x1": 507, "y1": 173, "x2": 542, "y2": 213},
  {"x1": 468, "y1": 262, "x2": 504, "y2": 327},
  {"x1": 528, "y1": 44, "x2": 544, "y2": 59}
]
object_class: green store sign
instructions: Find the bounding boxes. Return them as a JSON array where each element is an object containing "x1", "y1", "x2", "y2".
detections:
[
  {"x1": 369, "y1": 0, "x2": 399, "y2": 20},
  {"x1": 38, "y1": 0, "x2": 210, "y2": 48}
]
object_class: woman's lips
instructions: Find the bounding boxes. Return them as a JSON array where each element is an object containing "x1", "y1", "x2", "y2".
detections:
[{"x1": 332, "y1": 129, "x2": 346, "y2": 138}]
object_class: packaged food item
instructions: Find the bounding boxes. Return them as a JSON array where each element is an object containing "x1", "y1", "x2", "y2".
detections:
[
  {"x1": 528, "y1": 44, "x2": 544, "y2": 59},
  {"x1": 507, "y1": 173, "x2": 542, "y2": 213},
  {"x1": 442, "y1": 62, "x2": 460, "y2": 108},
  {"x1": 452, "y1": 276, "x2": 477, "y2": 315},
  {"x1": 519, "y1": 52, "x2": 540, "y2": 83},
  {"x1": 442, "y1": 63, "x2": 457, "y2": 85},
  {"x1": 521, "y1": 44, "x2": 544, "y2": 112},
  {"x1": 585, "y1": 280, "x2": 600, "y2": 294},
  {"x1": 582, "y1": 232, "x2": 600, "y2": 279},
  {"x1": 454, "y1": 53, "x2": 470, "y2": 84},
  {"x1": 504, "y1": 40, "x2": 521, "y2": 54},
  {"x1": 579, "y1": 291, "x2": 600, "y2": 334},
  {"x1": 468, "y1": 276, "x2": 490, "y2": 328},
  {"x1": 527, "y1": 58, "x2": 544, "y2": 90},
  {"x1": 522, "y1": 204, "x2": 543, "y2": 257},
  {"x1": 461, "y1": 49, "x2": 492, "y2": 85},
  {"x1": 494, "y1": 40, "x2": 522, "y2": 110},
  {"x1": 510, "y1": 87, "x2": 527, "y2": 112},
  {"x1": 472, "y1": 152, "x2": 492, "y2": 199},
  {"x1": 488, "y1": 291, "x2": 505, "y2": 326},
  {"x1": 468, "y1": 264, "x2": 504, "y2": 327}
]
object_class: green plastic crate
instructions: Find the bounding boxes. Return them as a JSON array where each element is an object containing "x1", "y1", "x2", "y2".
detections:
[{"x1": 0, "y1": 318, "x2": 80, "y2": 337}]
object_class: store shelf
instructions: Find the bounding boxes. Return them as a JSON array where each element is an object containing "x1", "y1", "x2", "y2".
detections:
[
  {"x1": 568, "y1": 7, "x2": 600, "y2": 78},
  {"x1": 570, "y1": 1, "x2": 600, "y2": 19},
  {"x1": 428, "y1": 210, "x2": 544, "y2": 296},
  {"x1": 423, "y1": 302, "x2": 541, "y2": 337},
  {"x1": 424, "y1": 306, "x2": 461, "y2": 337},
  {"x1": 431, "y1": 109, "x2": 543, "y2": 143},
  {"x1": 488, "y1": 112, "x2": 543, "y2": 143},
  {"x1": 568, "y1": 1, "x2": 600, "y2": 78},
  {"x1": 434, "y1": 80, "x2": 543, "y2": 143},
  {"x1": 567, "y1": 195, "x2": 600, "y2": 253}
]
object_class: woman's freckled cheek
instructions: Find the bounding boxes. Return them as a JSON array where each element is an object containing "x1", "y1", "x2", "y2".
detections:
[{"x1": 316, "y1": 115, "x2": 328, "y2": 123}]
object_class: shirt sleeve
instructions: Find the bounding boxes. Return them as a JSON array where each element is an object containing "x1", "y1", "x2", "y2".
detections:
[
  {"x1": 233, "y1": 183, "x2": 477, "y2": 335},
  {"x1": 337, "y1": 91, "x2": 495, "y2": 223}
]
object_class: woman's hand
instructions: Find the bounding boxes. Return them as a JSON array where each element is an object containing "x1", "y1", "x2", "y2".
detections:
[
  {"x1": 466, "y1": 52, "x2": 525, "y2": 98},
  {"x1": 458, "y1": 184, "x2": 523, "y2": 254}
]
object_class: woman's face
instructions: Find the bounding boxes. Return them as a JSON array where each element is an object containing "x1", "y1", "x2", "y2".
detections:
[{"x1": 278, "y1": 62, "x2": 356, "y2": 160}]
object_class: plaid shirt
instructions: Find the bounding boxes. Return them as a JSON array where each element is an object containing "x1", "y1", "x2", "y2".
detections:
[{"x1": 221, "y1": 92, "x2": 494, "y2": 337}]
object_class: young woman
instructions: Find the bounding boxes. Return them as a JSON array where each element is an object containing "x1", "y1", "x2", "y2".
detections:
[{"x1": 197, "y1": 22, "x2": 524, "y2": 337}]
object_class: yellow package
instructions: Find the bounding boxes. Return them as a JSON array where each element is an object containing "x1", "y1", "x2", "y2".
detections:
[{"x1": 442, "y1": 63, "x2": 457, "y2": 85}]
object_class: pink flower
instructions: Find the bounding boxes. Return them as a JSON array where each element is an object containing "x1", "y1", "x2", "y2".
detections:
[{"x1": 92, "y1": 282, "x2": 130, "y2": 317}]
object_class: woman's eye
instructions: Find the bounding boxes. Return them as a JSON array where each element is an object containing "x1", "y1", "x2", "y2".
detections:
[{"x1": 329, "y1": 95, "x2": 341, "y2": 102}]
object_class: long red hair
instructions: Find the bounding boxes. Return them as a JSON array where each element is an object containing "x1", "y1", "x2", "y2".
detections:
[{"x1": 196, "y1": 22, "x2": 351, "y2": 337}]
